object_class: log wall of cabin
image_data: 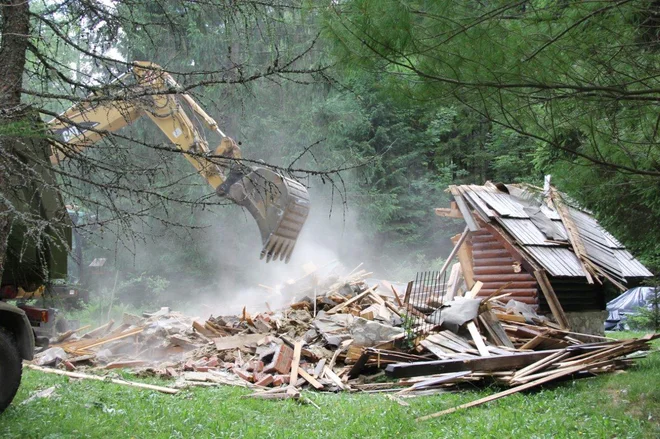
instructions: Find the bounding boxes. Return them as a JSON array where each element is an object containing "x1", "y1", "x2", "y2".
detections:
[{"x1": 470, "y1": 228, "x2": 539, "y2": 306}]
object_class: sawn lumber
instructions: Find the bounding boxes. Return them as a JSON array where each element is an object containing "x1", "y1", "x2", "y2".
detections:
[
  {"x1": 385, "y1": 349, "x2": 562, "y2": 378},
  {"x1": 27, "y1": 364, "x2": 179, "y2": 394}
]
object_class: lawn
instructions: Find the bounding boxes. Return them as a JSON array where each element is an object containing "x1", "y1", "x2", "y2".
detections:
[{"x1": 1, "y1": 332, "x2": 659, "y2": 439}]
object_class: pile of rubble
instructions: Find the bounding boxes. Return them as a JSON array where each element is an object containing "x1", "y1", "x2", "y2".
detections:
[{"x1": 31, "y1": 263, "x2": 658, "y2": 416}]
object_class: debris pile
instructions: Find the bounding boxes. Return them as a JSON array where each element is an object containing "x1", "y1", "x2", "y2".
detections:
[{"x1": 31, "y1": 263, "x2": 658, "y2": 415}]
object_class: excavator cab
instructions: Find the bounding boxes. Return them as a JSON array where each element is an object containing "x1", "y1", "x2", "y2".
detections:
[{"x1": 219, "y1": 167, "x2": 310, "y2": 263}]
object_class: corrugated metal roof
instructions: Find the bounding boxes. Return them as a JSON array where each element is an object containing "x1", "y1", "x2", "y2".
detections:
[
  {"x1": 462, "y1": 187, "x2": 496, "y2": 219},
  {"x1": 540, "y1": 204, "x2": 561, "y2": 220},
  {"x1": 499, "y1": 218, "x2": 560, "y2": 246},
  {"x1": 612, "y1": 249, "x2": 654, "y2": 278},
  {"x1": 525, "y1": 246, "x2": 587, "y2": 277},
  {"x1": 569, "y1": 208, "x2": 624, "y2": 279},
  {"x1": 451, "y1": 183, "x2": 652, "y2": 282},
  {"x1": 602, "y1": 229, "x2": 625, "y2": 249},
  {"x1": 474, "y1": 190, "x2": 529, "y2": 218},
  {"x1": 552, "y1": 220, "x2": 569, "y2": 240}
]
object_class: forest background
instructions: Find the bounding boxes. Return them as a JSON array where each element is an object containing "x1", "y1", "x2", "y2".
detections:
[{"x1": 1, "y1": 1, "x2": 658, "y2": 310}]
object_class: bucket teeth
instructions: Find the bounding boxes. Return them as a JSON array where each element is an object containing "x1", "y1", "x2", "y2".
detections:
[{"x1": 226, "y1": 167, "x2": 310, "y2": 263}]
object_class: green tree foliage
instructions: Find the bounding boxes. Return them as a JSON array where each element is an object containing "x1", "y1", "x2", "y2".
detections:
[{"x1": 323, "y1": 0, "x2": 660, "y2": 270}]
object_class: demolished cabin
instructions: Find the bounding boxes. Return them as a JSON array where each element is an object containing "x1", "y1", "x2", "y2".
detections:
[{"x1": 436, "y1": 181, "x2": 653, "y2": 334}]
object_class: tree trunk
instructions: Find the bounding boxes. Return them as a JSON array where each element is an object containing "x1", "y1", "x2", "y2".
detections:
[
  {"x1": 0, "y1": 0, "x2": 31, "y2": 283},
  {"x1": 0, "y1": 0, "x2": 30, "y2": 109}
]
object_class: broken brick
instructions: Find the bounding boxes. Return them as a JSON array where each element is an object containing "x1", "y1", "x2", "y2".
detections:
[
  {"x1": 234, "y1": 369, "x2": 253, "y2": 383},
  {"x1": 63, "y1": 361, "x2": 76, "y2": 371},
  {"x1": 263, "y1": 344, "x2": 294, "y2": 374},
  {"x1": 246, "y1": 360, "x2": 264, "y2": 372},
  {"x1": 273, "y1": 374, "x2": 290, "y2": 385},
  {"x1": 255, "y1": 374, "x2": 274, "y2": 387}
]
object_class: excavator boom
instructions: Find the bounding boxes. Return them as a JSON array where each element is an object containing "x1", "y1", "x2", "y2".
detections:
[{"x1": 48, "y1": 62, "x2": 309, "y2": 262}]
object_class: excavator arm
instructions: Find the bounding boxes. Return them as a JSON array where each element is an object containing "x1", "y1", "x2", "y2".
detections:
[{"x1": 48, "y1": 62, "x2": 309, "y2": 262}]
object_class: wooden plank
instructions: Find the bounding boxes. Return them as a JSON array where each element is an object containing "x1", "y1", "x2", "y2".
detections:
[
  {"x1": 435, "y1": 207, "x2": 463, "y2": 219},
  {"x1": 426, "y1": 333, "x2": 476, "y2": 354},
  {"x1": 453, "y1": 233, "x2": 475, "y2": 290},
  {"x1": 403, "y1": 281, "x2": 414, "y2": 304},
  {"x1": 445, "y1": 263, "x2": 462, "y2": 302},
  {"x1": 204, "y1": 322, "x2": 225, "y2": 336},
  {"x1": 520, "y1": 334, "x2": 550, "y2": 350},
  {"x1": 398, "y1": 371, "x2": 472, "y2": 394},
  {"x1": 533, "y1": 270, "x2": 570, "y2": 330},
  {"x1": 192, "y1": 320, "x2": 215, "y2": 337},
  {"x1": 348, "y1": 349, "x2": 371, "y2": 379},
  {"x1": 323, "y1": 366, "x2": 347, "y2": 390},
  {"x1": 298, "y1": 367, "x2": 324, "y2": 390},
  {"x1": 466, "y1": 321, "x2": 490, "y2": 357},
  {"x1": 510, "y1": 351, "x2": 571, "y2": 382},
  {"x1": 105, "y1": 360, "x2": 149, "y2": 369},
  {"x1": 450, "y1": 188, "x2": 480, "y2": 231},
  {"x1": 390, "y1": 285, "x2": 403, "y2": 307},
  {"x1": 421, "y1": 341, "x2": 475, "y2": 360},
  {"x1": 427, "y1": 226, "x2": 470, "y2": 299},
  {"x1": 493, "y1": 313, "x2": 526, "y2": 323},
  {"x1": 80, "y1": 320, "x2": 114, "y2": 339},
  {"x1": 420, "y1": 340, "x2": 452, "y2": 359},
  {"x1": 478, "y1": 311, "x2": 515, "y2": 348},
  {"x1": 313, "y1": 358, "x2": 326, "y2": 379},
  {"x1": 27, "y1": 364, "x2": 178, "y2": 394},
  {"x1": 416, "y1": 364, "x2": 587, "y2": 420},
  {"x1": 326, "y1": 286, "x2": 376, "y2": 314},
  {"x1": 72, "y1": 327, "x2": 144, "y2": 351},
  {"x1": 557, "y1": 343, "x2": 635, "y2": 367},
  {"x1": 385, "y1": 350, "x2": 561, "y2": 378},
  {"x1": 550, "y1": 188, "x2": 594, "y2": 284},
  {"x1": 439, "y1": 331, "x2": 478, "y2": 351},
  {"x1": 465, "y1": 281, "x2": 483, "y2": 299},
  {"x1": 56, "y1": 325, "x2": 92, "y2": 343},
  {"x1": 289, "y1": 340, "x2": 303, "y2": 385}
]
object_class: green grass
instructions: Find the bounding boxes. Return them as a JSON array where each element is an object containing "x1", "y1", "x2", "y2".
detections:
[{"x1": 2, "y1": 334, "x2": 659, "y2": 439}]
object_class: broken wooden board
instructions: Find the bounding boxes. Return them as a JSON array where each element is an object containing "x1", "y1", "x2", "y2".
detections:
[
  {"x1": 465, "y1": 281, "x2": 484, "y2": 300},
  {"x1": 27, "y1": 364, "x2": 178, "y2": 394},
  {"x1": 478, "y1": 311, "x2": 515, "y2": 349},
  {"x1": 298, "y1": 368, "x2": 324, "y2": 390},
  {"x1": 534, "y1": 270, "x2": 570, "y2": 330},
  {"x1": 385, "y1": 349, "x2": 562, "y2": 378},
  {"x1": 289, "y1": 341, "x2": 303, "y2": 385},
  {"x1": 416, "y1": 363, "x2": 587, "y2": 420},
  {"x1": 466, "y1": 321, "x2": 490, "y2": 357}
]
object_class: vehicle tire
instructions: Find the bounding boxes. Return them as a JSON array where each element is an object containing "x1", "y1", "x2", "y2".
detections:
[{"x1": 0, "y1": 328, "x2": 22, "y2": 414}]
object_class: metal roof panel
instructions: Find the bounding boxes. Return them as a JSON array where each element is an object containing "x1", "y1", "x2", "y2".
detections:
[
  {"x1": 524, "y1": 246, "x2": 587, "y2": 277},
  {"x1": 499, "y1": 218, "x2": 560, "y2": 246},
  {"x1": 474, "y1": 190, "x2": 529, "y2": 218},
  {"x1": 612, "y1": 249, "x2": 654, "y2": 278}
]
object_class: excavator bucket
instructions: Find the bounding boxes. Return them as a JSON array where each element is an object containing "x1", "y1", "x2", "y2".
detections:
[{"x1": 221, "y1": 167, "x2": 310, "y2": 263}]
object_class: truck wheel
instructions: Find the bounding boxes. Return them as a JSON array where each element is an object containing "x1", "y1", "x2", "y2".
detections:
[{"x1": 0, "y1": 328, "x2": 22, "y2": 414}]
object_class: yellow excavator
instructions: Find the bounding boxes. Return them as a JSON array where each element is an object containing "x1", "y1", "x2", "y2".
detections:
[{"x1": 48, "y1": 61, "x2": 310, "y2": 263}]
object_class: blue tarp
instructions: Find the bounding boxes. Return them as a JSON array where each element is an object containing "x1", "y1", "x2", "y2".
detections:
[{"x1": 605, "y1": 286, "x2": 659, "y2": 330}]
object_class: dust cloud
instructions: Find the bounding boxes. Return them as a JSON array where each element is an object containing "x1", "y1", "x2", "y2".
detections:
[{"x1": 180, "y1": 181, "x2": 383, "y2": 318}]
